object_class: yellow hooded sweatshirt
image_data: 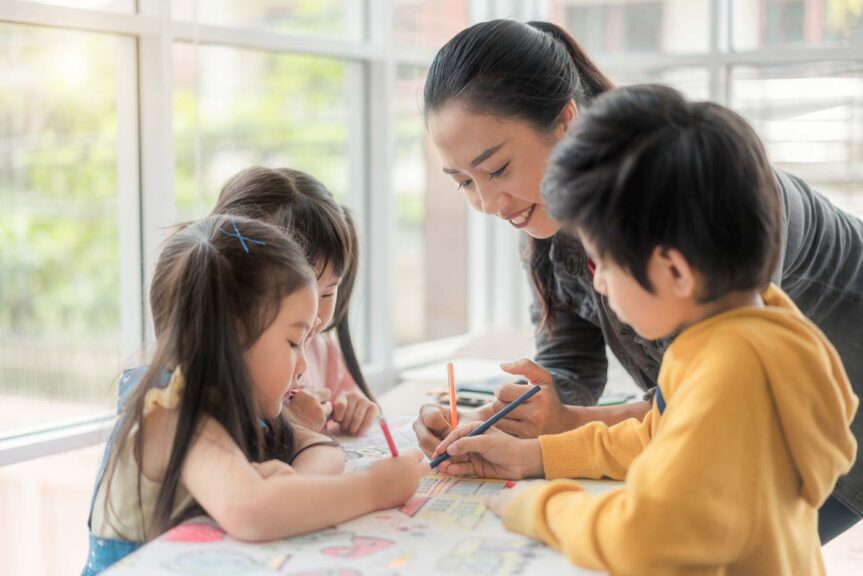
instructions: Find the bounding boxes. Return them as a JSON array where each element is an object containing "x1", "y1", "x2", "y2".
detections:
[{"x1": 502, "y1": 285, "x2": 858, "y2": 575}]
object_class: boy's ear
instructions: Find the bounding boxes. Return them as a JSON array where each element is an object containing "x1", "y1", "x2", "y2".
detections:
[{"x1": 656, "y1": 247, "x2": 697, "y2": 299}]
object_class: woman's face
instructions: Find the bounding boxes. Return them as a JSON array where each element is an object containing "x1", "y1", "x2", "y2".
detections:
[{"x1": 428, "y1": 102, "x2": 574, "y2": 239}]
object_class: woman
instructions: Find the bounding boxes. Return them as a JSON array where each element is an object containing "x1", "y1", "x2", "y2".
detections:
[{"x1": 411, "y1": 19, "x2": 863, "y2": 543}]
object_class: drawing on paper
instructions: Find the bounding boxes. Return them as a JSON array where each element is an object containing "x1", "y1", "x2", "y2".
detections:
[
  {"x1": 160, "y1": 521, "x2": 225, "y2": 543},
  {"x1": 285, "y1": 571, "x2": 362, "y2": 576},
  {"x1": 340, "y1": 426, "x2": 418, "y2": 471},
  {"x1": 162, "y1": 550, "x2": 263, "y2": 574},
  {"x1": 436, "y1": 538, "x2": 541, "y2": 575},
  {"x1": 399, "y1": 474, "x2": 508, "y2": 529},
  {"x1": 321, "y1": 535, "x2": 394, "y2": 559}
]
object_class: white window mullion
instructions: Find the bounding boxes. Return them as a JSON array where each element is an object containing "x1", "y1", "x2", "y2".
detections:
[
  {"x1": 0, "y1": 0, "x2": 158, "y2": 35},
  {"x1": 365, "y1": 0, "x2": 397, "y2": 392},
  {"x1": 137, "y1": 2, "x2": 175, "y2": 346},
  {"x1": 117, "y1": 35, "x2": 144, "y2": 360}
]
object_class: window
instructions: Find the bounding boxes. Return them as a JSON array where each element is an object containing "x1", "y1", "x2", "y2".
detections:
[
  {"x1": 18, "y1": 0, "x2": 133, "y2": 13},
  {"x1": 731, "y1": 62, "x2": 863, "y2": 217},
  {"x1": 173, "y1": 44, "x2": 353, "y2": 220},
  {"x1": 172, "y1": 0, "x2": 364, "y2": 41},
  {"x1": 394, "y1": 0, "x2": 469, "y2": 49},
  {"x1": 392, "y1": 66, "x2": 470, "y2": 346},
  {"x1": 608, "y1": 67, "x2": 710, "y2": 100},
  {"x1": 733, "y1": 0, "x2": 863, "y2": 50},
  {"x1": 550, "y1": 0, "x2": 710, "y2": 54},
  {"x1": 0, "y1": 24, "x2": 132, "y2": 436}
]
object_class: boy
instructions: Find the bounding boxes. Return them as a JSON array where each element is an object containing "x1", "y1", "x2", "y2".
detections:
[{"x1": 433, "y1": 84, "x2": 858, "y2": 575}]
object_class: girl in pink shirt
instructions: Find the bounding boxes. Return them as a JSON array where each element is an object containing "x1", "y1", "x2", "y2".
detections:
[{"x1": 214, "y1": 167, "x2": 379, "y2": 436}]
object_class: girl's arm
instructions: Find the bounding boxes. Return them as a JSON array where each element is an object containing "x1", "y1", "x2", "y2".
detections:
[
  {"x1": 181, "y1": 416, "x2": 427, "y2": 541},
  {"x1": 290, "y1": 425, "x2": 345, "y2": 475}
]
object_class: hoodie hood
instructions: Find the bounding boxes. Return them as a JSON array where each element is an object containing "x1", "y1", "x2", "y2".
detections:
[{"x1": 687, "y1": 285, "x2": 858, "y2": 506}]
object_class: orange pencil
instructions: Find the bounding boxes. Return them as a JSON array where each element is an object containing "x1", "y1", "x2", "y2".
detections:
[{"x1": 447, "y1": 362, "x2": 458, "y2": 428}]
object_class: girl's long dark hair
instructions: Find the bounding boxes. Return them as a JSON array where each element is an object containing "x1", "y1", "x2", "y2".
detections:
[
  {"x1": 214, "y1": 166, "x2": 374, "y2": 402},
  {"x1": 102, "y1": 214, "x2": 315, "y2": 539},
  {"x1": 423, "y1": 19, "x2": 614, "y2": 331}
]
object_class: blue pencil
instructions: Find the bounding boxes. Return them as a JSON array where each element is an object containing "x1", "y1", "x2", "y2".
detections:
[{"x1": 430, "y1": 384, "x2": 542, "y2": 469}]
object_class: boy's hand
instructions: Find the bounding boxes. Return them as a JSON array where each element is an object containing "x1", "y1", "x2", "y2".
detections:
[
  {"x1": 285, "y1": 388, "x2": 333, "y2": 431},
  {"x1": 252, "y1": 459, "x2": 296, "y2": 479},
  {"x1": 412, "y1": 403, "x2": 483, "y2": 457},
  {"x1": 489, "y1": 359, "x2": 573, "y2": 438},
  {"x1": 432, "y1": 421, "x2": 543, "y2": 480},
  {"x1": 485, "y1": 480, "x2": 542, "y2": 517},
  {"x1": 364, "y1": 450, "x2": 430, "y2": 509},
  {"x1": 332, "y1": 390, "x2": 380, "y2": 436}
]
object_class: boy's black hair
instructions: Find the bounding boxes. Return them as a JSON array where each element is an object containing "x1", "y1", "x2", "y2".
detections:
[{"x1": 543, "y1": 84, "x2": 782, "y2": 302}]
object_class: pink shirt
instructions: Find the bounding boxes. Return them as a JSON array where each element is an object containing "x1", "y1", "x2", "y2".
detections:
[{"x1": 301, "y1": 331, "x2": 359, "y2": 399}]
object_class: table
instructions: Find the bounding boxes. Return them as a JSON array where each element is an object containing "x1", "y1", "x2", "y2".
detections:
[{"x1": 105, "y1": 359, "x2": 623, "y2": 575}]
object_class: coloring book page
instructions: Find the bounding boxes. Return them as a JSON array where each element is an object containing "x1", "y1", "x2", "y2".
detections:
[{"x1": 105, "y1": 419, "x2": 604, "y2": 575}]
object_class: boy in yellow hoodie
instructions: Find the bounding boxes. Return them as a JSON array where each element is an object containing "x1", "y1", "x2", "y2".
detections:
[{"x1": 432, "y1": 84, "x2": 858, "y2": 576}]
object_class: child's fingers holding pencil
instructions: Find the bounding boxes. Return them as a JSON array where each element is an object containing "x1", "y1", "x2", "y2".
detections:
[{"x1": 432, "y1": 421, "x2": 484, "y2": 460}]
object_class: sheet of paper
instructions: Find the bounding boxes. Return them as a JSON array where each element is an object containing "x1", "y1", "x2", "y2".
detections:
[{"x1": 105, "y1": 418, "x2": 603, "y2": 575}]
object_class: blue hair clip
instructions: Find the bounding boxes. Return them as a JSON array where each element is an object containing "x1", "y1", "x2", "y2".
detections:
[{"x1": 219, "y1": 219, "x2": 266, "y2": 254}]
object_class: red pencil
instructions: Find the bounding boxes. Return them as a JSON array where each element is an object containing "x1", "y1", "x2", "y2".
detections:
[{"x1": 379, "y1": 417, "x2": 399, "y2": 457}]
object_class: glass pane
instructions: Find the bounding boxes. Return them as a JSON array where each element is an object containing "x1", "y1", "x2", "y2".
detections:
[
  {"x1": 393, "y1": 0, "x2": 469, "y2": 49},
  {"x1": 607, "y1": 67, "x2": 711, "y2": 100},
  {"x1": 172, "y1": 0, "x2": 364, "y2": 41},
  {"x1": 173, "y1": 43, "x2": 352, "y2": 220},
  {"x1": 393, "y1": 67, "x2": 469, "y2": 346},
  {"x1": 731, "y1": 62, "x2": 863, "y2": 218},
  {"x1": 548, "y1": 0, "x2": 710, "y2": 54},
  {"x1": 16, "y1": 0, "x2": 133, "y2": 12},
  {"x1": 0, "y1": 24, "x2": 125, "y2": 436},
  {"x1": 0, "y1": 444, "x2": 102, "y2": 575},
  {"x1": 732, "y1": 0, "x2": 863, "y2": 50}
]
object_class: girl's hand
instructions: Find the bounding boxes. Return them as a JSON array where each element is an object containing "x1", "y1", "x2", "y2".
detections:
[
  {"x1": 285, "y1": 388, "x2": 333, "y2": 431},
  {"x1": 363, "y1": 450, "x2": 430, "y2": 509},
  {"x1": 252, "y1": 459, "x2": 296, "y2": 479},
  {"x1": 488, "y1": 358, "x2": 571, "y2": 438},
  {"x1": 332, "y1": 390, "x2": 380, "y2": 436},
  {"x1": 433, "y1": 421, "x2": 543, "y2": 480}
]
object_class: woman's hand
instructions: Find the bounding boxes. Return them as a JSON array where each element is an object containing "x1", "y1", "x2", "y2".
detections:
[
  {"x1": 332, "y1": 390, "x2": 380, "y2": 436},
  {"x1": 363, "y1": 450, "x2": 430, "y2": 509},
  {"x1": 432, "y1": 421, "x2": 544, "y2": 480},
  {"x1": 488, "y1": 359, "x2": 575, "y2": 437},
  {"x1": 412, "y1": 403, "x2": 484, "y2": 457},
  {"x1": 285, "y1": 388, "x2": 333, "y2": 431}
]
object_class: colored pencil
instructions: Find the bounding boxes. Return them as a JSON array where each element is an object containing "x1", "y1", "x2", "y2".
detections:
[
  {"x1": 430, "y1": 384, "x2": 542, "y2": 469},
  {"x1": 379, "y1": 417, "x2": 399, "y2": 457}
]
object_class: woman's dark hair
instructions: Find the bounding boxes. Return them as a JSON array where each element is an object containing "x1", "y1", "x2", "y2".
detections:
[
  {"x1": 213, "y1": 166, "x2": 374, "y2": 402},
  {"x1": 103, "y1": 214, "x2": 316, "y2": 539},
  {"x1": 543, "y1": 84, "x2": 782, "y2": 301},
  {"x1": 423, "y1": 19, "x2": 614, "y2": 331}
]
